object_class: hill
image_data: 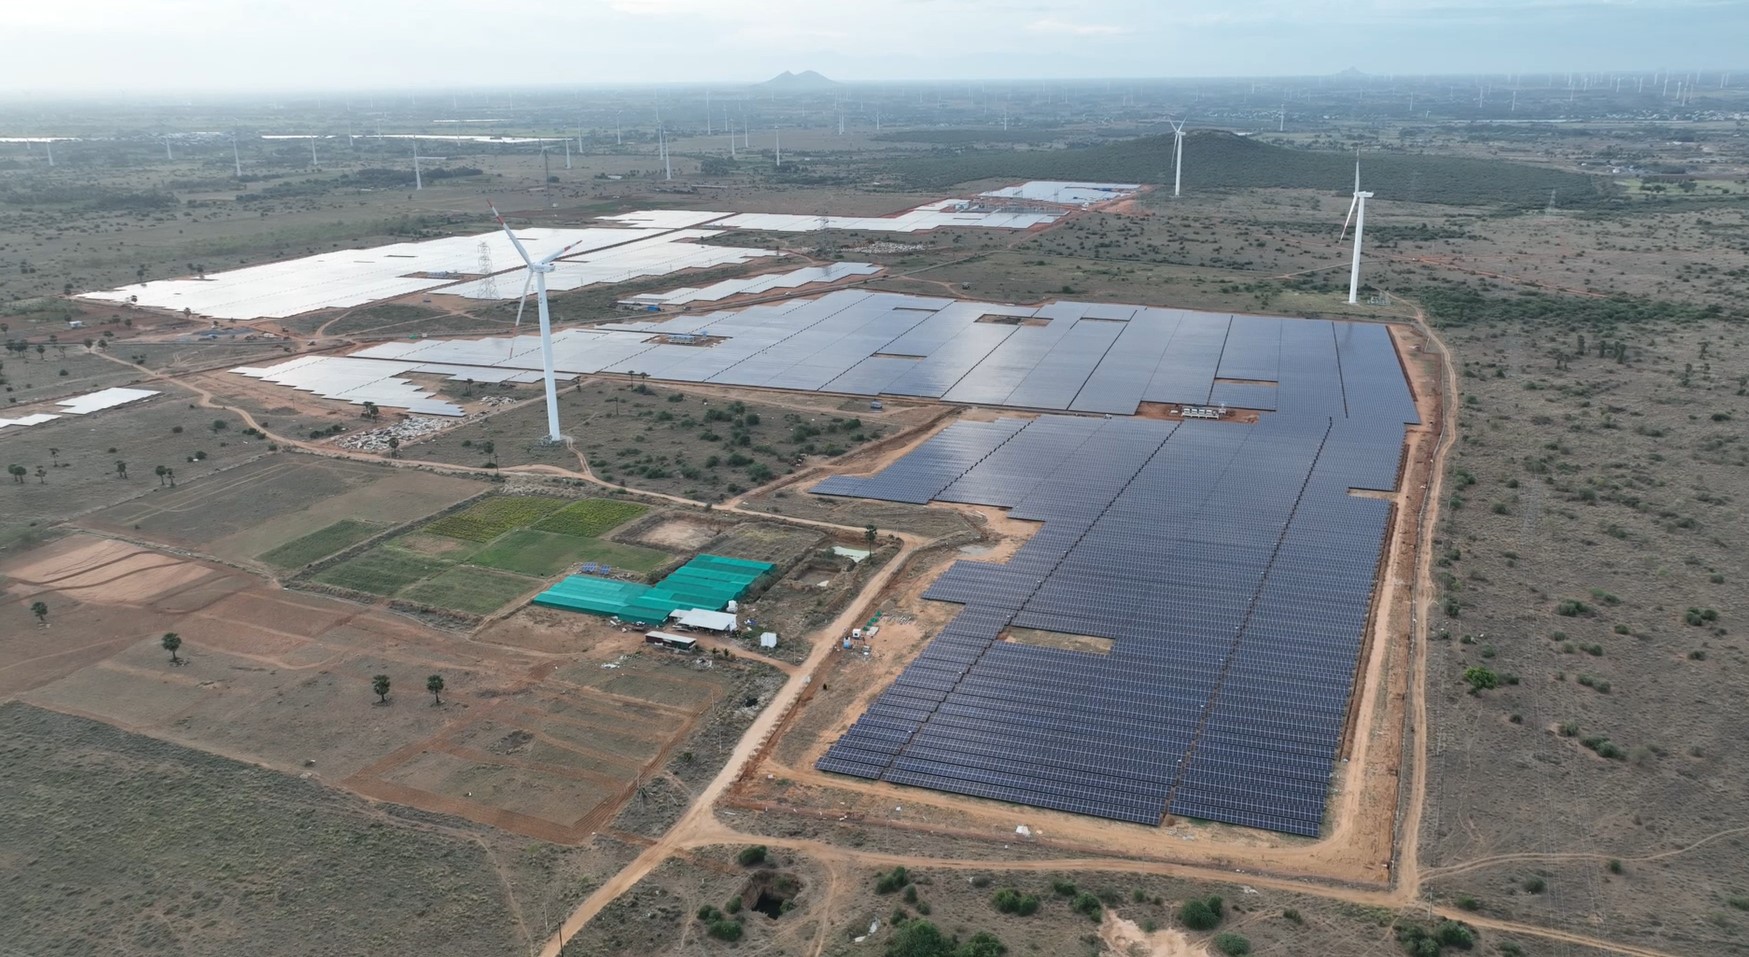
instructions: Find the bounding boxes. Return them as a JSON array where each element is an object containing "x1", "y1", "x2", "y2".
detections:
[
  {"x1": 757, "y1": 70, "x2": 840, "y2": 92},
  {"x1": 885, "y1": 131, "x2": 1609, "y2": 208}
]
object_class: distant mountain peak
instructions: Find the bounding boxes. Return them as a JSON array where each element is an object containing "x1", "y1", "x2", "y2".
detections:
[{"x1": 759, "y1": 70, "x2": 839, "y2": 90}]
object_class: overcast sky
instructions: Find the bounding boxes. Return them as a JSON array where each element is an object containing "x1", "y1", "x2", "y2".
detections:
[{"x1": 8, "y1": 0, "x2": 1747, "y2": 95}]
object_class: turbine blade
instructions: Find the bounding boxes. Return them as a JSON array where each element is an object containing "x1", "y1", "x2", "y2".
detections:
[
  {"x1": 539, "y1": 236, "x2": 595, "y2": 266},
  {"x1": 509, "y1": 270, "x2": 534, "y2": 357},
  {"x1": 490, "y1": 203, "x2": 535, "y2": 266},
  {"x1": 1340, "y1": 194, "x2": 1359, "y2": 240}
]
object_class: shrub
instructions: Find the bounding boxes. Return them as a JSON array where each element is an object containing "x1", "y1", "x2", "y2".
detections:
[
  {"x1": 1463, "y1": 667, "x2": 1499, "y2": 693},
  {"x1": 1435, "y1": 920, "x2": 1476, "y2": 949},
  {"x1": 736, "y1": 845, "x2": 768, "y2": 867},
  {"x1": 991, "y1": 889, "x2": 1040, "y2": 916},
  {"x1": 1607, "y1": 859, "x2": 1624, "y2": 875},
  {"x1": 1685, "y1": 607, "x2": 1719, "y2": 626},
  {"x1": 1051, "y1": 879, "x2": 1077, "y2": 897},
  {"x1": 707, "y1": 919, "x2": 743, "y2": 942},
  {"x1": 1556, "y1": 599, "x2": 1591, "y2": 617},
  {"x1": 1071, "y1": 892, "x2": 1102, "y2": 921},
  {"x1": 875, "y1": 866, "x2": 911, "y2": 894},
  {"x1": 1522, "y1": 876, "x2": 1546, "y2": 894},
  {"x1": 1212, "y1": 932, "x2": 1251, "y2": 956},
  {"x1": 1456, "y1": 896, "x2": 1480, "y2": 911},
  {"x1": 1282, "y1": 908, "x2": 1303, "y2": 924},
  {"x1": 1178, "y1": 896, "x2": 1223, "y2": 931},
  {"x1": 903, "y1": 885, "x2": 919, "y2": 904}
]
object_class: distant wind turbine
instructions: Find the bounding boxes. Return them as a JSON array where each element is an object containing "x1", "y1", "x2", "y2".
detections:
[
  {"x1": 232, "y1": 133, "x2": 242, "y2": 178},
  {"x1": 1168, "y1": 118, "x2": 1186, "y2": 197},
  {"x1": 1340, "y1": 155, "x2": 1374, "y2": 304}
]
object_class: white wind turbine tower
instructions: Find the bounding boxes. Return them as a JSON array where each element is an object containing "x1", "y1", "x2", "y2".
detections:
[
  {"x1": 231, "y1": 133, "x2": 242, "y2": 178},
  {"x1": 1168, "y1": 118, "x2": 1186, "y2": 197},
  {"x1": 411, "y1": 138, "x2": 422, "y2": 189},
  {"x1": 493, "y1": 204, "x2": 594, "y2": 444},
  {"x1": 1340, "y1": 155, "x2": 1374, "y2": 304}
]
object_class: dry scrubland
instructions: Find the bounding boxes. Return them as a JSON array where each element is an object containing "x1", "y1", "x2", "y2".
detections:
[
  {"x1": 1420, "y1": 314, "x2": 1749, "y2": 955},
  {"x1": 0, "y1": 703, "x2": 620, "y2": 957}
]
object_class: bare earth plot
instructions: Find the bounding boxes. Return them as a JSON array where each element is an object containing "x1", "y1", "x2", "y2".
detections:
[
  {"x1": 0, "y1": 531, "x2": 763, "y2": 850},
  {"x1": 79, "y1": 453, "x2": 484, "y2": 566}
]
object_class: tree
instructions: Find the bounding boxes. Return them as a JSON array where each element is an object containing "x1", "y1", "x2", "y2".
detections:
[
  {"x1": 361, "y1": 401, "x2": 380, "y2": 421},
  {"x1": 165, "y1": 467, "x2": 175, "y2": 488},
  {"x1": 426, "y1": 673, "x2": 444, "y2": 706},
  {"x1": 387, "y1": 436, "x2": 400, "y2": 458},
  {"x1": 35, "y1": 466, "x2": 45, "y2": 484},
  {"x1": 162, "y1": 632, "x2": 182, "y2": 664},
  {"x1": 114, "y1": 460, "x2": 128, "y2": 479},
  {"x1": 7, "y1": 464, "x2": 24, "y2": 484},
  {"x1": 865, "y1": 524, "x2": 877, "y2": 546},
  {"x1": 154, "y1": 465, "x2": 168, "y2": 486},
  {"x1": 31, "y1": 600, "x2": 48, "y2": 623},
  {"x1": 210, "y1": 419, "x2": 228, "y2": 433},
  {"x1": 372, "y1": 674, "x2": 391, "y2": 703},
  {"x1": 47, "y1": 447, "x2": 58, "y2": 466}
]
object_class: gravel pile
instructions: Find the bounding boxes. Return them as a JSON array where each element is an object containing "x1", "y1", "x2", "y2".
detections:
[{"x1": 337, "y1": 416, "x2": 450, "y2": 452}]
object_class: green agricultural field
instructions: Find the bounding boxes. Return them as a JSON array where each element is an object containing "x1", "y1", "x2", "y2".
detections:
[
  {"x1": 562, "y1": 538, "x2": 671, "y2": 574},
  {"x1": 425, "y1": 495, "x2": 568, "y2": 543},
  {"x1": 400, "y1": 566, "x2": 542, "y2": 615},
  {"x1": 257, "y1": 519, "x2": 385, "y2": 569},
  {"x1": 469, "y1": 529, "x2": 611, "y2": 578},
  {"x1": 531, "y1": 498, "x2": 648, "y2": 538},
  {"x1": 313, "y1": 544, "x2": 453, "y2": 595}
]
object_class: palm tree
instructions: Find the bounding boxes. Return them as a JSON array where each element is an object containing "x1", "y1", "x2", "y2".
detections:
[
  {"x1": 165, "y1": 467, "x2": 175, "y2": 488},
  {"x1": 426, "y1": 674, "x2": 445, "y2": 706},
  {"x1": 162, "y1": 632, "x2": 182, "y2": 664},
  {"x1": 114, "y1": 460, "x2": 128, "y2": 480},
  {"x1": 371, "y1": 674, "x2": 391, "y2": 704},
  {"x1": 35, "y1": 466, "x2": 45, "y2": 484},
  {"x1": 48, "y1": 448, "x2": 59, "y2": 467},
  {"x1": 30, "y1": 601, "x2": 47, "y2": 623}
]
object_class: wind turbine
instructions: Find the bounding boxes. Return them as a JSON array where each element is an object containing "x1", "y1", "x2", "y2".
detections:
[
  {"x1": 493, "y1": 204, "x2": 594, "y2": 444},
  {"x1": 231, "y1": 133, "x2": 242, "y2": 178},
  {"x1": 412, "y1": 138, "x2": 422, "y2": 190},
  {"x1": 1340, "y1": 156, "x2": 1374, "y2": 304},
  {"x1": 1168, "y1": 118, "x2": 1186, "y2": 197}
]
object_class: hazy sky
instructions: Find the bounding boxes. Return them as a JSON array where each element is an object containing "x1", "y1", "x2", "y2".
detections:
[{"x1": 8, "y1": 0, "x2": 1746, "y2": 94}]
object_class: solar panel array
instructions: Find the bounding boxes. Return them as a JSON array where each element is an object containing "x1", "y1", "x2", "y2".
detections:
[
  {"x1": 315, "y1": 292, "x2": 1423, "y2": 424},
  {"x1": 814, "y1": 318, "x2": 1415, "y2": 836}
]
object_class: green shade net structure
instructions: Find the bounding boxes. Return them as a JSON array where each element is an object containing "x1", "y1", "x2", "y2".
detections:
[{"x1": 533, "y1": 553, "x2": 774, "y2": 623}]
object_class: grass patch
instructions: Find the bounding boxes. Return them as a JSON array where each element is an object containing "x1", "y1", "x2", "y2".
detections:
[
  {"x1": 313, "y1": 545, "x2": 454, "y2": 595},
  {"x1": 425, "y1": 496, "x2": 567, "y2": 543},
  {"x1": 257, "y1": 519, "x2": 384, "y2": 568},
  {"x1": 400, "y1": 566, "x2": 542, "y2": 615},
  {"x1": 468, "y1": 529, "x2": 613, "y2": 578},
  {"x1": 531, "y1": 498, "x2": 648, "y2": 538}
]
